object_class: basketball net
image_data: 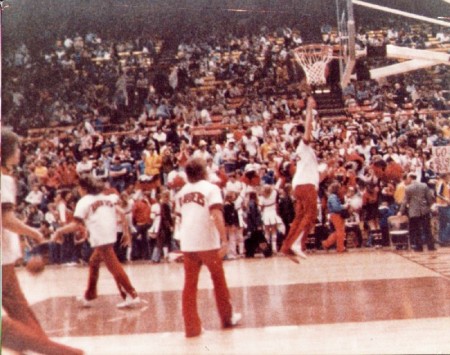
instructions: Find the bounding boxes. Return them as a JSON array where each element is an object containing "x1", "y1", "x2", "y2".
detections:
[{"x1": 293, "y1": 45, "x2": 334, "y2": 86}]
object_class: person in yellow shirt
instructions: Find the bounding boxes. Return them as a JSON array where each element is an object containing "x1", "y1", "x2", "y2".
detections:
[
  {"x1": 144, "y1": 142, "x2": 162, "y2": 191},
  {"x1": 34, "y1": 160, "x2": 48, "y2": 184},
  {"x1": 260, "y1": 136, "x2": 277, "y2": 162},
  {"x1": 394, "y1": 174, "x2": 408, "y2": 206}
]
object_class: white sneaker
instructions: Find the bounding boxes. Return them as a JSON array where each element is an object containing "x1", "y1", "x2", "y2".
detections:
[
  {"x1": 116, "y1": 295, "x2": 141, "y2": 309},
  {"x1": 76, "y1": 296, "x2": 94, "y2": 308},
  {"x1": 230, "y1": 312, "x2": 242, "y2": 326},
  {"x1": 65, "y1": 261, "x2": 78, "y2": 267},
  {"x1": 296, "y1": 249, "x2": 308, "y2": 259}
]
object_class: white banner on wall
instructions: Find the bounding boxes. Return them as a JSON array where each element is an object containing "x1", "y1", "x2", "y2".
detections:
[{"x1": 432, "y1": 146, "x2": 450, "y2": 174}]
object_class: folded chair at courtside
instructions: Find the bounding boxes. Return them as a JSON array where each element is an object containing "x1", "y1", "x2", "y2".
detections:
[{"x1": 388, "y1": 215, "x2": 410, "y2": 250}]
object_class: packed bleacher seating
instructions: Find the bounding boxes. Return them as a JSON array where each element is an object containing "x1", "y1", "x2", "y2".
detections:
[{"x1": 3, "y1": 12, "x2": 450, "y2": 266}]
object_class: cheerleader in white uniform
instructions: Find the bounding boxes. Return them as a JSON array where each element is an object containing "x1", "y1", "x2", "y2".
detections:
[{"x1": 259, "y1": 185, "x2": 282, "y2": 252}]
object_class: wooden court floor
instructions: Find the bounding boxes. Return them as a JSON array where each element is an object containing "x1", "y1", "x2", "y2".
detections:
[{"x1": 4, "y1": 247, "x2": 450, "y2": 354}]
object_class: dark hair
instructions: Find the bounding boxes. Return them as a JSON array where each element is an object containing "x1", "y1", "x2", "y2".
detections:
[
  {"x1": 248, "y1": 191, "x2": 258, "y2": 204},
  {"x1": 79, "y1": 175, "x2": 104, "y2": 195},
  {"x1": 408, "y1": 172, "x2": 417, "y2": 180},
  {"x1": 328, "y1": 181, "x2": 341, "y2": 195},
  {"x1": 185, "y1": 157, "x2": 207, "y2": 183},
  {"x1": 1, "y1": 129, "x2": 19, "y2": 167}
]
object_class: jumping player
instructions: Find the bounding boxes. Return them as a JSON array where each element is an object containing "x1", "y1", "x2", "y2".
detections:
[
  {"x1": 53, "y1": 175, "x2": 141, "y2": 308},
  {"x1": 280, "y1": 96, "x2": 319, "y2": 263},
  {"x1": 175, "y1": 157, "x2": 241, "y2": 337},
  {"x1": 1, "y1": 128, "x2": 83, "y2": 355}
]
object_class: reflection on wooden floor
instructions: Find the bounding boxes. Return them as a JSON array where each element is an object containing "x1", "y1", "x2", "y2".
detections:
[{"x1": 5, "y1": 248, "x2": 450, "y2": 354}]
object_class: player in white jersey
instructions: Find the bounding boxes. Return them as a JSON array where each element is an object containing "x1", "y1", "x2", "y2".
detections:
[
  {"x1": 1, "y1": 129, "x2": 83, "y2": 355},
  {"x1": 280, "y1": 96, "x2": 319, "y2": 263},
  {"x1": 175, "y1": 157, "x2": 241, "y2": 337},
  {"x1": 53, "y1": 175, "x2": 141, "y2": 308}
]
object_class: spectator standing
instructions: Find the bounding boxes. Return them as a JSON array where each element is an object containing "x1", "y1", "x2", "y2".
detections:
[
  {"x1": 131, "y1": 191, "x2": 152, "y2": 260},
  {"x1": 150, "y1": 190, "x2": 174, "y2": 262},
  {"x1": 436, "y1": 173, "x2": 450, "y2": 244},
  {"x1": 222, "y1": 139, "x2": 239, "y2": 174},
  {"x1": 223, "y1": 192, "x2": 241, "y2": 259},
  {"x1": 362, "y1": 182, "x2": 380, "y2": 247},
  {"x1": 322, "y1": 182, "x2": 347, "y2": 253},
  {"x1": 109, "y1": 156, "x2": 128, "y2": 193},
  {"x1": 114, "y1": 192, "x2": 132, "y2": 263},
  {"x1": 144, "y1": 142, "x2": 162, "y2": 192},
  {"x1": 277, "y1": 183, "x2": 295, "y2": 247},
  {"x1": 398, "y1": 173, "x2": 436, "y2": 252}
]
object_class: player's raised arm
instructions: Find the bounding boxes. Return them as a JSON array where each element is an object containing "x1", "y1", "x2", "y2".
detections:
[{"x1": 303, "y1": 96, "x2": 316, "y2": 144}]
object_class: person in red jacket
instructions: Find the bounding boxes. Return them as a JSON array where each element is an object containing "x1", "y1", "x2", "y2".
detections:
[{"x1": 131, "y1": 191, "x2": 152, "y2": 260}]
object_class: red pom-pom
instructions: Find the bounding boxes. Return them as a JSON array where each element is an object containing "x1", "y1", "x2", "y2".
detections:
[{"x1": 26, "y1": 255, "x2": 45, "y2": 275}]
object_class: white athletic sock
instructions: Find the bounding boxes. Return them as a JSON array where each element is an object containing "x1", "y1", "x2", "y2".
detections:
[{"x1": 238, "y1": 242, "x2": 245, "y2": 256}]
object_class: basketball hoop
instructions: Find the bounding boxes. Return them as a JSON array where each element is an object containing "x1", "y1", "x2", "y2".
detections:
[{"x1": 293, "y1": 44, "x2": 334, "y2": 86}]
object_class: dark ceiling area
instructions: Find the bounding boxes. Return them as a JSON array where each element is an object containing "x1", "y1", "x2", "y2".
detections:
[{"x1": 2, "y1": 0, "x2": 449, "y2": 54}]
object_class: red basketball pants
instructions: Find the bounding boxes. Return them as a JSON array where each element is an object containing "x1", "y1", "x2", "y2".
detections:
[
  {"x1": 323, "y1": 213, "x2": 346, "y2": 252},
  {"x1": 85, "y1": 244, "x2": 137, "y2": 300},
  {"x1": 182, "y1": 249, "x2": 233, "y2": 337},
  {"x1": 281, "y1": 184, "x2": 318, "y2": 252},
  {"x1": 2, "y1": 264, "x2": 46, "y2": 336},
  {"x1": 2, "y1": 264, "x2": 83, "y2": 355}
]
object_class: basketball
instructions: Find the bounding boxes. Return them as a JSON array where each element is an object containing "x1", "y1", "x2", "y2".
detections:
[{"x1": 26, "y1": 255, "x2": 45, "y2": 275}]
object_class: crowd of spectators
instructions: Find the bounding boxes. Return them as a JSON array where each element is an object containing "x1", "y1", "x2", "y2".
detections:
[{"x1": 4, "y1": 17, "x2": 450, "y2": 266}]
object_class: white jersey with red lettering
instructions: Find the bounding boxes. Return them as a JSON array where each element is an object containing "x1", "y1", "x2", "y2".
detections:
[
  {"x1": 175, "y1": 180, "x2": 223, "y2": 252},
  {"x1": 1, "y1": 174, "x2": 22, "y2": 265},
  {"x1": 291, "y1": 139, "x2": 319, "y2": 189},
  {"x1": 74, "y1": 193, "x2": 119, "y2": 247}
]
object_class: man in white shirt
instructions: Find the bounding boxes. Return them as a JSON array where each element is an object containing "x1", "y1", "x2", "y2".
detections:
[
  {"x1": 356, "y1": 137, "x2": 373, "y2": 162},
  {"x1": 250, "y1": 123, "x2": 264, "y2": 143},
  {"x1": 193, "y1": 140, "x2": 212, "y2": 161},
  {"x1": 175, "y1": 158, "x2": 241, "y2": 337},
  {"x1": 282, "y1": 116, "x2": 296, "y2": 136},
  {"x1": 200, "y1": 108, "x2": 212, "y2": 125},
  {"x1": 280, "y1": 96, "x2": 319, "y2": 263},
  {"x1": 76, "y1": 153, "x2": 94, "y2": 176},
  {"x1": 221, "y1": 139, "x2": 239, "y2": 174},
  {"x1": 241, "y1": 129, "x2": 259, "y2": 158},
  {"x1": 225, "y1": 171, "x2": 244, "y2": 195},
  {"x1": 25, "y1": 184, "x2": 44, "y2": 206},
  {"x1": 152, "y1": 126, "x2": 167, "y2": 145}
]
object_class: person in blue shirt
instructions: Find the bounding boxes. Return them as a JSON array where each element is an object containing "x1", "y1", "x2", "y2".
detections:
[{"x1": 322, "y1": 182, "x2": 348, "y2": 253}]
